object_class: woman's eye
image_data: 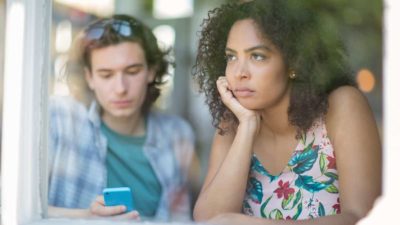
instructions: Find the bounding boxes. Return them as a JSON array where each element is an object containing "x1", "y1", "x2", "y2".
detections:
[
  {"x1": 225, "y1": 54, "x2": 237, "y2": 62},
  {"x1": 252, "y1": 53, "x2": 266, "y2": 61}
]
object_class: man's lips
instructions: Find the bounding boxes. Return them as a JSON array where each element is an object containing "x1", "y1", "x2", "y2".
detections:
[
  {"x1": 233, "y1": 88, "x2": 255, "y2": 97},
  {"x1": 111, "y1": 100, "x2": 132, "y2": 108}
]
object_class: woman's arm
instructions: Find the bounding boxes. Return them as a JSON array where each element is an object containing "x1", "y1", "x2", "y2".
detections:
[
  {"x1": 193, "y1": 77, "x2": 261, "y2": 221},
  {"x1": 193, "y1": 122, "x2": 258, "y2": 221},
  {"x1": 325, "y1": 86, "x2": 381, "y2": 220},
  {"x1": 209, "y1": 211, "x2": 360, "y2": 225},
  {"x1": 208, "y1": 86, "x2": 382, "y2": 225}
]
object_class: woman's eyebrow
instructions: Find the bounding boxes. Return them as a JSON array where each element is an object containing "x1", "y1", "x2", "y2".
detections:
[
  {"x1": 245, "y1": 45, "x2": 272, "y2": 53},
  {"x1": 225, "y1": 47, "x2": 236, "y2": 53},
  {"x1": 225, "y1": 45, "x2": 272, "y2": 53}
]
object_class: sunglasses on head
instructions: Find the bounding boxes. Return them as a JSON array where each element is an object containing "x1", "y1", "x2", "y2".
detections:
[{"x1": 84, "y1": 18, "x2": 141, "y2": 41}]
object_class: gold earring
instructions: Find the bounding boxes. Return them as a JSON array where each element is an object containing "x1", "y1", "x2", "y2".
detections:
[{"x1": 289, "y1": 71, "x2": 297, "y2": 79}]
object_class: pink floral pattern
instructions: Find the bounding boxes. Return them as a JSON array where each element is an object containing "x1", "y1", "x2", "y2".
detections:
[
  {"x1": 243, "y1": 119, "x2": 340, "y2": 220},
  {"x1": 274, "y1": 180, "x2": 295, "y2": 200}
]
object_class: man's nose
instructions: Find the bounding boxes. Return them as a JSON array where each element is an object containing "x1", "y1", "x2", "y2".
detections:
[{"x1": 114, "y1": 74, "x2": 127, "y2": 94}]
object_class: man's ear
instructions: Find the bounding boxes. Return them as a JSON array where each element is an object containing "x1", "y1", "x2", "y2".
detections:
[
  {"x1": 84, "y1": 67, "x2": 95, "y2": 90},
  {"x1": 147, "y1": 67, "x2": 156, "y2": 84}
]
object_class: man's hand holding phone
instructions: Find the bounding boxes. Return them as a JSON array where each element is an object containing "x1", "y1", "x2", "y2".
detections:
[{"x1": 89, "y1": 187, "x2": 139, "y2": 220}]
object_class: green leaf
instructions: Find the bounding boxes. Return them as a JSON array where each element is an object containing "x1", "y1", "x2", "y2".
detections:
[
  {"x1": 318, "y1": 202, "x2": 326, "y2": 217},
  {"x1": 282, "y1": 193, "x2": 294, "y2": 209},
  {"x1": 295, "y1": 175, "x2": 332, "y2": 193},
  {"x1": 303, "y1": 138, "x2": 315, "y2": 152},
  {"x1": 292, "y1": 190, "x2": 302, "y2": 207},
  {"x1": 325, "y1": 172, "x2": 338, "y2": 180},
  {"x1": 319, "y1": 153, "x2": 327, "y2": 174},
  {"x1": 260, "y1": 196, "x2": 272, "y2": 218},
  {"x1": 292, "y1": 202, "x2": 303, "y2": 220},
  {"x1": 247, "y1": 177, "x2": 263, "y2": 203},
  {"x1": 301, "y1": 133, "x2": 307, "y2": 145},
  {"x1": 289, "y1": 148, "x2": 319, "y2": 174},
  {"x1": 251, "y1": 156, "x2": 278, "y2": 182},
  {"x1": 269, "y1": 209, "x2": 283, "y2": 220},
  {"x1": 325, "y1": 184, "x2": 339, "y2": 193},
  {"x1": 282, "y1": 190, "x2": 302, "y2": 210}
]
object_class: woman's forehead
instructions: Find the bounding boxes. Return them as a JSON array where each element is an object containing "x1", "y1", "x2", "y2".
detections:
[{"x1": 226, "y1": 19, "x2": 275, "y2": 50}]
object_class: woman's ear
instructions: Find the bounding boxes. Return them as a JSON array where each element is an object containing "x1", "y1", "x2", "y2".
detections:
[{"x1": 84, "y1": 67, "x2": 95, "y2": 90}]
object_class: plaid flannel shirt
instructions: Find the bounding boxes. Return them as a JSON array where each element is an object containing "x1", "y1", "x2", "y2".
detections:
[{"x1": 48, "y1": 96, "x2": 195, "y2": 221}]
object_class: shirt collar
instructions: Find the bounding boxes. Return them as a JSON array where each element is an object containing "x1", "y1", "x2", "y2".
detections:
[
  {"x1": 88, "y1": 100, "x2": 161, "y2": 149},
  {"x1": 88, "y1": 100, "x2": 102, "y2": 128}
]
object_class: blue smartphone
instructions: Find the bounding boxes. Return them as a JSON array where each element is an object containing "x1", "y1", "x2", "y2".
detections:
[{"x1": 103, "y1": 187, "x2": 135, "y2": 212}]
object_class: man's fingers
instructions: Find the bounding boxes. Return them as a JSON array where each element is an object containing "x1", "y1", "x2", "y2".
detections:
[
  {"x1": 95, "y1": 195, "x2": 105, "y2": 205},
  {"x1": 111, "y1": 210, "x2": 140, "y2": 220},
  {"x1": 91, "y1": 204, "x2": 126, "y2": 216},
  {"x1": 89, "y1": 195, "x2": 139, "y2": 218}
]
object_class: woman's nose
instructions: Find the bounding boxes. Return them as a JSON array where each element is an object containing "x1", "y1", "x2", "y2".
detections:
[{"x1": 234, "y1": 60, "x2": 250, "y2": 79}]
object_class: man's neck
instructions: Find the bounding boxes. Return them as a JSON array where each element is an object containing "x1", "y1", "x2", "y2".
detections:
[{"x1": 101, "y1": 112, "x2": 146, "y2": 136}]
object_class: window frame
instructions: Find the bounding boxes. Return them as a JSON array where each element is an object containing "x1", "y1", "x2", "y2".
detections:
[
  {"x1": 1, "y1": 0, "x2": 399, "y2": 224},
  {"x1": 1, "y1": 0, "x2": 50, "y2": 224}
]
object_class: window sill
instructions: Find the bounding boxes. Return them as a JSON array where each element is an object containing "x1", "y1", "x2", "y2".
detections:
[{"x1": 26, "y1": 218, "x2": 198, "y2": 225}]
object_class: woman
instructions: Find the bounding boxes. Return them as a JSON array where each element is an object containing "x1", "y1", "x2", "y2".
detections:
[
  {"x1": 48, "y1": 14, "x2": 195, "y2": 221},
  {"x1": 192, "y1": 0, "x2": 381, "y2": 224}
]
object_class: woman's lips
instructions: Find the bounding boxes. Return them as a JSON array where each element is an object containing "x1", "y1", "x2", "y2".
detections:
[{"x1": 233, "y1": 88, "x2": 255, "y2": 97}]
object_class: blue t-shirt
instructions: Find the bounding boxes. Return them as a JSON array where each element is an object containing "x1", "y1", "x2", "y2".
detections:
[{"x1": 101, "y1": 121, "x2": 162, "y2": 217}]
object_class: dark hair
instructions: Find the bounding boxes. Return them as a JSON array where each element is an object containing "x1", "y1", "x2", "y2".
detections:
[
  {"x1": 65, "y1": 14, "x2": 171, "y2": 115},
  {"x1": 193, "y1": 0, "x2": 356, "y2": 136}
]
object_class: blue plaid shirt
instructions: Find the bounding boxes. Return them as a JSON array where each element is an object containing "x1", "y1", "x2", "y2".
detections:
[{"x1": 48, "y1": 96, "x2": 195, "y2": 221}]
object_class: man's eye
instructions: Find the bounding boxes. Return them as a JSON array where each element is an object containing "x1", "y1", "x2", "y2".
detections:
[
  {"x1": 126, "y1": 70, "x2": 140, "y2": 75},
  {"x1": 99, "y1": 73, "x2": 112, "y2": 79}
]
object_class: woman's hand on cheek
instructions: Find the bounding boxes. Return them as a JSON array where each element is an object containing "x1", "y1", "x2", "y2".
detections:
[
  {"x1": 217, "y1": 76, "x2": 260, "y2": 130},
  {"x1": 89, "y1": 195, "x2": 141, "y2": 220}
]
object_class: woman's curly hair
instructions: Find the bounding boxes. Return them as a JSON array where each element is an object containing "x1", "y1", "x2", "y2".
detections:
[
  {"x1": 193, "y1": 0, "x2": 356, "y2": 137},
  {"x1": 65, "y1": 14, "x2": 172, "y2": 115}
]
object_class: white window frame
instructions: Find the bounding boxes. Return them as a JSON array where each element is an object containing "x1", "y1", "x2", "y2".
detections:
[
  {"x1": 1, "y1": 0, "x2": 399, "y2": 224},
  {"x1": 1, "y1": 0, "x2": 50, "y2": 224}
]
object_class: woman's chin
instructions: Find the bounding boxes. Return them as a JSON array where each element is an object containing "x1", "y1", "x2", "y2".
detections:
[{"x1": 237, "y1": 100, "x2": 262, "y2": 111}]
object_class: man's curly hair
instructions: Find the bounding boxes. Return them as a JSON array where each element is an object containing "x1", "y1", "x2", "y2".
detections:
[
  {"x1": 65, "y1": 14, "x2": 172, "y2": 115},
  {"x1": 193, "y1": 0, "x2": 356, "y2": 137}
]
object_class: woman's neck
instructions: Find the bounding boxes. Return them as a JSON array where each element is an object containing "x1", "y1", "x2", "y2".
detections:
[
  {"x1": 101, "y1": 111, "x2": 146, "y2": 136},
  {"x1": 259, "y1": 88, "x2": 295, "y2": 137}
]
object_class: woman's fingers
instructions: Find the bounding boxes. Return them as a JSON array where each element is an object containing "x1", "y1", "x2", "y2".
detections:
[
  {"x1": 216, "y1": 76, "x2": 251, "y2": 116},
  {"x1": 216, "y1": 76, "x2": 239, "y2": 108},
  {"x1": 216, "y1": 76, "x2": 261, "y2": 131}
]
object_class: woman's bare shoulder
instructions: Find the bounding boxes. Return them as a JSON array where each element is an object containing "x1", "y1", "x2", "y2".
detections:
[{"x1": 326, "y1": 85, "x2": 379, "y2": 146}]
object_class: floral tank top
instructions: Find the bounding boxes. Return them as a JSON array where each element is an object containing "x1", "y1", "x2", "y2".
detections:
[{"x1": 242, "y1": 119, "x2": 341, "y2": 220}]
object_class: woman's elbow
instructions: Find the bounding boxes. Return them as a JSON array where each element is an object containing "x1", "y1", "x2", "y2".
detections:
[{"x1": 193, "y1": 201, "x2": 212, "y2": 222}]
